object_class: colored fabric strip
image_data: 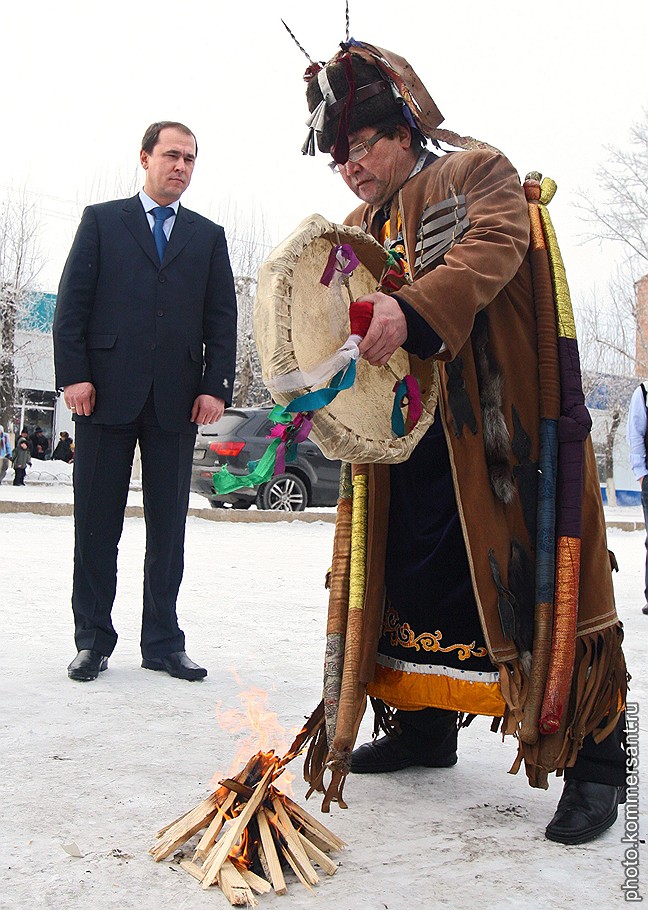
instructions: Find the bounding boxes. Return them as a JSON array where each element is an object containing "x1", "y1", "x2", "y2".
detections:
[
  {"x1": 265, "y1": 336, "x2": 361, "y2": 395},
  {"x1": 391, "y1": 375, "x2": 422, "y2": 437},
  {"x1": 212, "y1": 436, "x2": 281, "y2": 494},
  {"x1": 380, "y1": 249, "x2": 407, "y2": 292},
  {"x1": 270, "y1": 411, "x2": 313, "y2": 474},
  {"x1": 282, "y1": 360, "x2": 357, "y2": 414},
  {"x1": 535, "y1": 180, "x2": 588, "y2": 735},
  {"x1": 348, "y1": 299, "x2": 373, "y2": 337},
  {"x1": 320, "y1": 244, "x2": 361, "y2": 287},
  {"x1": 367, "y1": 662, "x2": 505, "y2": 717},
  {"x1": 212, "y1": 404, "x2": 306, "y2": 494}
]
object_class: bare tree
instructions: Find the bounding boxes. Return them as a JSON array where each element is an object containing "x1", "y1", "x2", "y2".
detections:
[
  {"x1": 577, "y1": 110, "x2": 648, "y2": 277},
  {"x1": 576, "y1": 284, "x2": 640, "y2": 507},
  {"x1": 0, "y1": 190, "x2": 43, "y2": 429},
  {"x1": 575, "y1": 111, "x2": 648, "y2": 502},
  {"x1": 576, "y1": 110, "x2": 648, "y2": 370},
  {"x1": 217, "y1": 205, "x2": 274, "y2": 408},
  {"x1": 81, "y1": 166, "x2": 140, "y2": 212}
]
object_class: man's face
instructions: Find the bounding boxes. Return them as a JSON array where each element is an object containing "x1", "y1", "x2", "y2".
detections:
[
  {"x1": 140, "y1": 127, "x2": 197, "y2": 204},
  {"x1": 335, "y1": 124, "x2": 415, "y2": 207}
]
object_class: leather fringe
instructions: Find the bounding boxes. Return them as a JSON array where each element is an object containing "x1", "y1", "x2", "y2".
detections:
[
  {"x1": 303, "y1": 710, "x2": 328, "y2": 792},
  {"x1": 501, "y1": 623, "x2": 628, "y2": 789},
  {"x1": 370, "y1": 696, "x2": 401, "y2": 737}
]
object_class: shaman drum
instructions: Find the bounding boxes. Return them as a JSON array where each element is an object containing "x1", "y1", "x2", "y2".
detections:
[{"x1": 254, "y1": 214, "x2": 437, "y2": 464}]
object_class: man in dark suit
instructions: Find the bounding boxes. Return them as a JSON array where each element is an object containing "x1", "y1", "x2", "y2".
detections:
[{"x1": 53, "y1": 121, "x2": 237, "y2": 682}]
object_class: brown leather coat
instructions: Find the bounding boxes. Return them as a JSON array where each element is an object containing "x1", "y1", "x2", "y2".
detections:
[{"x1": 345, "y1": 149, "x2": 625, "y2": 781}]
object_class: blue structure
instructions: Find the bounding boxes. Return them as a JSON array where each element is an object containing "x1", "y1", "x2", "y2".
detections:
[
  {"x1": 19, "y1": 291, "x2": 56, "y2": 333},
  {"x1": 584, "y1": 373, "x2": 641, "y2": 507}
]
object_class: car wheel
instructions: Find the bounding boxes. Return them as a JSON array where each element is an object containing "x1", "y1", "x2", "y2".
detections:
[{"x1": 257, "y1": 473, "x2": 308, "y2": 511}]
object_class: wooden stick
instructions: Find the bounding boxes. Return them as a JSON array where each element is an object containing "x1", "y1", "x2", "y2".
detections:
[
  {"x1": 154, "y1": 791, "x2": 220, "y2": 838},
  {"x1": 256, "y1": 839, "x2": 271, "y2": 884},
  {"x1": 149, "y1": 798, "x2": 220, "y2": 861},
  {"x1": 194, "y1": 790, "x2": 238, "y2": 861},
  {"x1": 218, "y1": 859, "x2": 258, "y2": 906},
  {"x1": 219, "y1": 778, "x2": 255, "y2": 799},
  {"x1": 280, "y1": 844, "x2": 314, "y2": 892},
  {"x1": 179, "y1": 859, "x2": 206, "y2": 882},
  {"x1": 296, "y1": 827, "x2": 336, "y2": 855},
  {"x1": 240, "y1": 869, "x2": 272, "y2": 894},
  {"x1": 256, "y1": 808, "x2": 286, "y2": 895},
  {"x1": 282, "y1": 796, "x2": 346, "y2": 850},
  {"x1": 201, "y1": 766, "x2": 275, "y2": 889},
  {"x1": 271, "y1": 797, "x2": 319, "y2": 885},
  {"x1": 153, "y1": 753, "x2": 261, "y2": 849},
  {"x1": 297, "y1": 830, "x2": 338, "y2": 875}
]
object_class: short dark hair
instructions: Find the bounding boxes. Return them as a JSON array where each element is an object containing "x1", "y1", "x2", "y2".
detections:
[{"x1": 141, "y1": 121, "x2": 198, "y2": 157}]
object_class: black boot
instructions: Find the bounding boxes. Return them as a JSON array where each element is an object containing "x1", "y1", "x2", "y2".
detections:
[
  {"x1": 68, "y1": 649, "x2": 109, "y2": 682},
  {"x1": 545, "y1": 779, "x2": 624, "y2": 844},
  {"x1": 351, "y1": 708, "x2": 458, "y2": 774}
]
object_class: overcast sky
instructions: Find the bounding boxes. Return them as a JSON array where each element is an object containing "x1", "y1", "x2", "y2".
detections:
[{"x1": 2, "y1": 0, "x2": 647, "y2": 303}]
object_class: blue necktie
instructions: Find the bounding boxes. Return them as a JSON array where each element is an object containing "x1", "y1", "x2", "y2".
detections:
[{"x1": 150, "y1": 206, "x2": 174, "y2": 262}]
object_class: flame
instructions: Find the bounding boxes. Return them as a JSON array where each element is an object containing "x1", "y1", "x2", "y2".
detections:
[
  {"x1": 229, "y1": 825, "x2": 255, "y2": 869},
  {"x1": 212, "y1": 671, "x2": 301, "y2": 793}
]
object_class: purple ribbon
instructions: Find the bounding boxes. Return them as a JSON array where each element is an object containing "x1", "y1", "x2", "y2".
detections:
[
  {"x1": 320, "y1": 244, "x2": 360, "y2": 287},
  {"x1": 269, "y1": 413, "x2": 314, "y2": 474},
  {"x1": 403, "y1": 374, "x2": 422, "y2": 426}
]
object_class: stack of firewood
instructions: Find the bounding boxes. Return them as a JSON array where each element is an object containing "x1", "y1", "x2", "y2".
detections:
[{"x1": 150, "y1": 750, "x2": 345, "y2": 905}]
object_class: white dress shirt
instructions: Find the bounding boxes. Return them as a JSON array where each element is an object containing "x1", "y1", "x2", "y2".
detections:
[
  {"x1": 139, "y1": 190, "x2": 179, "y2": 241},
  {"x1": 626, "y1": 384, "x2": 648, "y2": 480}
]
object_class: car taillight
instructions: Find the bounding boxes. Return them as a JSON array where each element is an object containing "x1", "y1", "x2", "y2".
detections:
[{"x1": 209, "y1": 441, "x2": 245, "y2": 456}]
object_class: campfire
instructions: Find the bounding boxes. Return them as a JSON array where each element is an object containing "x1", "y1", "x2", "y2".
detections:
[{"x1": 150, "y1": 699, "x2": 343, "y2": 904}]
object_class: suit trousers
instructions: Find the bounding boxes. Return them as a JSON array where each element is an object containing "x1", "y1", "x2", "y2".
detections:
[{"x1": 71, "y1": 391, "x2": 196, "y2": 659}]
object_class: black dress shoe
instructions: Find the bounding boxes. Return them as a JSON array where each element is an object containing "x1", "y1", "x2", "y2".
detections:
[
  {"x1": 351, "y1": 733, "x2": 458, "y2": 774},
  {"x1": 141, "y1": 651, "x2": 207, "y2": 681},
  {"x1": 68, "y1": 649, "x2": 108, "y2": 682},
  {"x1": 642, "y1": 603, "x2": 648, "y2": 615},
  {"x1": 545, "y1": 779, "x2": 623, "y2": 844}
]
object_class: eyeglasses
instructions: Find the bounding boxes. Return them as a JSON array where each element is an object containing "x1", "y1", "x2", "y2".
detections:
[{"x1": 328, "y1": 130, "x2": 388, "y2": 173}]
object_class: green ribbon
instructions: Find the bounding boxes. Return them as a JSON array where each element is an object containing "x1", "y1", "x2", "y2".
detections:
[{"x1": 212, "y1": 437, "x2": 281, "y2": 494}]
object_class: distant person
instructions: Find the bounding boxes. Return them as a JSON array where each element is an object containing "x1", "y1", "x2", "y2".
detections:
[
  {"x1": 11, "y1": 437, "x2": 31, "y2": 486},
  {"x1": 0, "y1": 424, "x2": 12, "y2": 483},
  {"x1": 52, "y1": 431, "x2": 74, "y2": 463},
  {"x1": 626, "y1": 382, "x2": 648, "y2": 615},
  {"x1": 16, "y1": 428, "x2": 32, "y2": 453},
  {"x1": 30, "y1": 427, "x2": 50, "y2": 460},
  {"x1": 53, "y1": 121, "x2": 238, "y2": 683}
]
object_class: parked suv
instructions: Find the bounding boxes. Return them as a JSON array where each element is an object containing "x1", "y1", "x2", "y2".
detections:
[{"x1": 192, "y1": 407, "x2": 341, "y2": 511}]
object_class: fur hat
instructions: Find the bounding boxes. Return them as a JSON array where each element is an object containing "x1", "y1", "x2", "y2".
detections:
[
  {"x1": 300, "y1": 39, "x2": 497, "y2": 163},
  {"x1": 303, "y1": 40, "x2": 444, "y2": 164},
  {"x1": 306, "y1": 55, "x2": 400, "y2": 157}
]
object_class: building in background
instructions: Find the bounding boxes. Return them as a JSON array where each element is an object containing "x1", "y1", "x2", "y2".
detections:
[
  {"x1": 5, "y1": 293, "x2": 642, "y2": 504},
  {"x1": 586, "y1": 373, "x2": 639, "y2": 505},
  {"x1": 11, "y1": 291, "x2": 73, "y2": 444}
]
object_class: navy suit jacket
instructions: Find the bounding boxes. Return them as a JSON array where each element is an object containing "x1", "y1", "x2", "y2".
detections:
[{"x1": 53, "y1": 195, "x2": 237, "y2": 434}]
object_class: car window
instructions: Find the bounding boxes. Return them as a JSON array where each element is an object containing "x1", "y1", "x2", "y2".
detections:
[
  {"x1": 256, "y1": 419, "x2": 275, "y2": 438},
  {"x1": 198, "y1": 413, "x2": 248, "y2": 436}
]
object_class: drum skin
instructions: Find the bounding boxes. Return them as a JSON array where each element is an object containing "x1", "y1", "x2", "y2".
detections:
[{"x1": 254, "y1": 214, "x2": 437, "y2": 464}]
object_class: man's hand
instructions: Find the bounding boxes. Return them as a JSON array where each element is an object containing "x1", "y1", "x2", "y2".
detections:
[
  {"x1": 356, "y1": 292, "x2": 407, "y2": 366},
  {"x1": 64, "y1": 382, "x2": 96, "y2": 416},
  {"x1": 191, "y1": 394, "x2": 226, "y2": 425}
]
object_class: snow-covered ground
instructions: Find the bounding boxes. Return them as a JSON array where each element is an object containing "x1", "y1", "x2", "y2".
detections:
[{"x1": 1, "y1": 478, "x2": 646, "y2": 909}]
